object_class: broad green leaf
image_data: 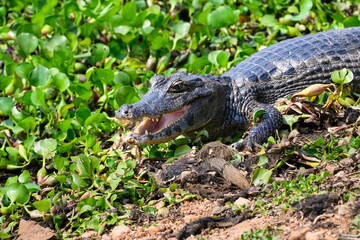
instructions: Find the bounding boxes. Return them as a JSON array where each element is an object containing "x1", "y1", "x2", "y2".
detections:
[
  {"x1": 33, "y1": 199, "x2": 51, "y2": 213},
  {"x1": 113, "y1": 25, "x2": 130, "y2": 35},
  {"x1": 170, "y1": 21, "x2": 190, "y2": 38},
  {"x1": 31, "y1": 87, "x2": 46, "y2": 108},
  {"x1": 217, "y1": 51, "x2": 230, "y2": 68},
  {"x1": 18, "y1": 170, "x2": 31, "y2": 184},
  {"x1": 291, "y1": 0, "x2": 313, "y2": 21},
  {"x1": 16, "y1": 23, "x2": 41, "y2": 37},
  {"x1": 53, "y1": 72, "x2": 70, "y2": 92},
  {"x1": 34, "y1": 138, "x2": 57, "y2": 157},
  {"x1": 6, "y1": 182, "x2": 30, "y2": 204},
  {"x1": 0, "y1": 97, "x2": 13, "y2": 116},
  {"x1": 16, "y1": 33, "x2": 38, "y2": 56},
  {"x1": 54, "y1": 156, "x2": 66, "y2": 170},
  {"x1": 174, "y1": 145, "x2": 191, "y2": 157},
  {"x1": 261, "y1": 15, "x2": 278, "y2": 27},
  {"x1": 115, "y1": 86, "x2": 136, "y2": 106},
  {"x1": 92, "y1": 43, "x2": 110, "y2": 62},
  {"x1": 95, "y1": 68, "x2": 114, "y2": 85},
  {"x1": 0, "y1": 75, "x2": 12, "y2": 91},
  {"x1": 71, "y1": 172, "x2": 89, "y2": 188},
  {"x1": 24, "y1": 183, "x2": 41, "y2": 192},
  {"x1": 84, "y1": 113, "x2": 106, "y2": 128},
  {"x1": 253, "y1": 168, "x2": 272, "y2": 186},
  {"x1": 253, "y1": 109, "x2": 265, "y2": 122},
  {"x1": 29, "y1": 65, "x2": 51, "y2": 87},
  {"x1": 15, "y1": 62, "x2": 34, "y2": 80},
  {"x1": 114, "y1": 71, "x2": 131, "y2": 85},
  {"x1": 208, "y1": 6, "x2": 238, "y2": 28},
  {"x1": 76, "y1": 108, "x2": 91, "y2": 126},
  {"x1": 258, "y1": 155, "x2": 268, "y2": 167},
  {"x1": 282, "y1": 115, "x2": 301, "y2": 131},
  {"x1": 344, "y1": 16, "x2": 360, "y2": 28},
  {"x1": 122, "y1": 1, "x2": 137, "y2": 21}
]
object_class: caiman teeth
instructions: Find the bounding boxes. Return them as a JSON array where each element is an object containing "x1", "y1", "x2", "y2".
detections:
[{"x1": 145, "y1": 130, "x2": 149, "y2": 135}]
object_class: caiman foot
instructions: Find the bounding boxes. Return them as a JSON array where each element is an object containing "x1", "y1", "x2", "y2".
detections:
[{"x1": 231, "y1": 140, "x2": 262, "y2": 152}]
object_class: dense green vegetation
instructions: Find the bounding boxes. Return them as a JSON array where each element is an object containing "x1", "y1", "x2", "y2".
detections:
[{"x1": 1, "y1": 0, "x2": 360, "y2": 238}]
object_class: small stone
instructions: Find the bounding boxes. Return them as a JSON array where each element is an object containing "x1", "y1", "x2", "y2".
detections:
[
  {"x1": 338, "y1": 158, "x2": 353, "y2": 167},
  {"x1": 212, "y1": 206, "x2": 230, "y2": 215},
  {"x1": 158, "y1": 224, "x2": 166, "y2": 232},
  {"x1": 148, "y1": 225, "x2": 159, "y2": 235},
  {"x1": 289, "y1": 227, "x2": 311, "y2": 240},
  {"x1": 101, "y1": 235, "x2": 112, "y2": 240},
  {"x1": 337, "y1": 204, "x2": 352, "y2": 216},
  {"x1": 183, "y1": 215, "x2": 197, "y2": 223},
  {"x1": 305, "y1": 231, "x2": 319, "y2": 240},
  {"x1": 81, "y1": 231, "x2": 97, "y2": 238},
  {"x1": 234, "y1": 197, "x2": 251, "y2": 208},
  {"x1": 110, "y1": 225, "x2": 131, "y2": 240}
]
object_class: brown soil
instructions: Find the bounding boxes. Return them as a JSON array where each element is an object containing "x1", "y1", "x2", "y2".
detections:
[{"x1": 84, "y1": 102, "x2": 360, "y2": 240}]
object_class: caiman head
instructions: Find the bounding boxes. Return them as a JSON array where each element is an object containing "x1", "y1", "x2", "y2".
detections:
[{"x1": 116, "y1": 72, "x2": 227, "y2": 145}]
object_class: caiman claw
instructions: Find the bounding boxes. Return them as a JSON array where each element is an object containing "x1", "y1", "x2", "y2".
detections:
[{"x1": 231, "y1": 140, "x2": 262, "y2": 152}]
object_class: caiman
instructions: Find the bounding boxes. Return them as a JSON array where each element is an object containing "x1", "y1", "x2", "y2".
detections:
[{"x1": 116, "y1": 27, "x2": 360, "y2": 150}]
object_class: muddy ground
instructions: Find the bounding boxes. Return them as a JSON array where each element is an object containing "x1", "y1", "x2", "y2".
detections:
[
  {"x1": 93, "y1": 100, "x2": 360, "y2": 240},
  {"x1": 18, "y1": 100, "x2": 360, "y2": 240},
  {"x1": 79, "y1": 98, "x2": 360, "y2": 240}
]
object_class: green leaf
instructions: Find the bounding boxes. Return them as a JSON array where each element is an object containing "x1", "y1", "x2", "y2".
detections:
[
  {"x1": 115, "y1": 86, "x2": 136, "y2": 106},
  {"x1": 261, "y1": 15, "x2": 278, "y2": 27},
  {"x1": 282, "y1": 115, "x2": 301, "y2": 131},
  {"x1": 253, "y1": 109, "x2": 265, "y2": 122},
  {"x1": 209, "y1": 50, "x2": 230, "y2": 68},
  {"x1": 122, "y1": 1, "x2": 137, "y2": 21},
  {"x1": 92, "y1": 43, "x2": 110, "y2": 62},
  {"x1": 114, "y1": 71, "x2": 131, "y2": 85},
  {"x1": 76, "y1": 108, "x2": 91, "y2": 126},
  {"x1": 34, "y1": 139, "x2": 57, "y2": 157},
  {"x1": 258, "y1": 155, "x2": 268, "y2": 167},
  {"x1": 170, "y1": 21, "x2": 191, "y2": 38},
  {"x1": 24, "y1": 183, "x2": 41, "y2": 192},
  {"x1": 31, "y1": 87, "x2": 47, "y2": 108},
  {"x1": 53, "y1": 73, "x2": 70, "y2": 92},
  {"x1": 217, "y1": 51, "x2": 230, "y2": 68},
  {"x1": 291, "y1": 0, "x2": 313, "y2": 21},
  {"x1": 33, "y1": 199, "x2": 51, "y2": 213},
  {"x1": 0, "y1": 97, "x2": 13, "y2": 116},
  {"x1": 16, "y1": 33, "x2": 38, "y2": 56},
  {"x1": 54, "y1": 156, "x2": 65, "y2": 170},
  {"x1": 253, "y1": 168, "x2": 273, "y2": 186},
  {"x1": 29, "y1": 65, "x2": 51, "y2": 87},
  {"x1": 174, "y1": 145, "x2": 191, "y2": 157},
  {"x1": 113, "y1": 25, "x2": 130, "y2": 35},
  {"x1": 71, "y1": 172, "x2": 89, "y2": 188},
  {"x1": 15, "y1": 62, "x2": 34, "y2": 80},
  {"x1": 208, "y1": 6, "x2": 238, "y2": 28},
  {"x1": 343, "y1": 16, "x2": 360, "y2": 28},
  {"x1": 6, "y1": 182, "x2": 30, "y2": 204},
  {"x1": 18, "y1": 170, "x2": 31, "y2": 184},
  {"x1": 95, "y1": 68, "x2": 114, "y2": 85}
]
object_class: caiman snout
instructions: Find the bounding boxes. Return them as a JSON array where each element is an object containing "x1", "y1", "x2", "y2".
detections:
[{"x1": 116, "y1": 104, "x2": 133, "y2": 119}]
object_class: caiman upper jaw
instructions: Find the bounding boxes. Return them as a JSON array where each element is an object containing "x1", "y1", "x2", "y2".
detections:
[{"x1": 121, "y1": 105, "x2": 190, "y2": 145}]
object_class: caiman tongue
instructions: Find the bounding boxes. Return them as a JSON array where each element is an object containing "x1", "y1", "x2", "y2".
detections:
[{"x1": 134, "y1": 105, "x2": 189, "y2": 135}]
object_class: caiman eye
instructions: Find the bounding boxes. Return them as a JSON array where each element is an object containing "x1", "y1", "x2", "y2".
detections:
[{"x1": 168, "y1": 80, "x2": 188, "y2": 93}]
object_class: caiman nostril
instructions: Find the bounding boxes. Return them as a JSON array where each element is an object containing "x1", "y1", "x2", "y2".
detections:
[{"x1": 116, "y1": 104, "x2": 133, "y2": 119}]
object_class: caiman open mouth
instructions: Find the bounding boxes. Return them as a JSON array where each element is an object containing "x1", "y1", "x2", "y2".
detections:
[{"x1": 124, "y1": 105, "x2": 190, "y2": 144}]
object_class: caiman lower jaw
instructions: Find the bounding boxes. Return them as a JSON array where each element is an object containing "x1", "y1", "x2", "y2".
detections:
[{"x1": 123, "y1": 105, "x2": 190, "y2": 145}]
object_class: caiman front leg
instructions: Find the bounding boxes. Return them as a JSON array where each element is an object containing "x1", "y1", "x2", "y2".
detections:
[{"x1": 233, "y1": 101, "x2": 283, "y2": 151}]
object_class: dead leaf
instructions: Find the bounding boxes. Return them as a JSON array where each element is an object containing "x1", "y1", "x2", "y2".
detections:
[
  {"x1": 291, "y1": 84, "x2": 333, "y2": 100},
  {"x1": 18, "y1": 219, "x2": 55, "y2": 240}
]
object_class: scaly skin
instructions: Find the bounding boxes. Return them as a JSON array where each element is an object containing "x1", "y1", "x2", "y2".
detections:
[{"x1": 116, "y1": 27, "x2": 360, "y2": 150}]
